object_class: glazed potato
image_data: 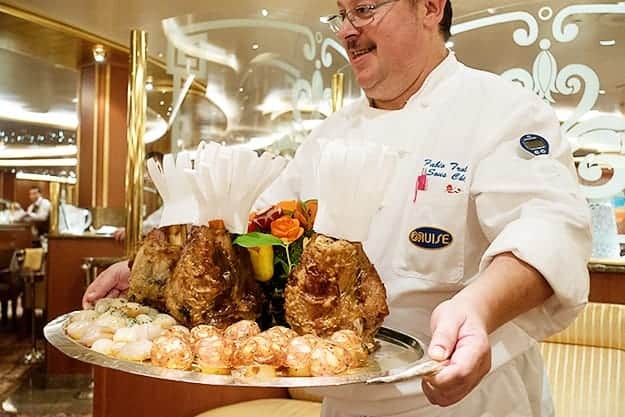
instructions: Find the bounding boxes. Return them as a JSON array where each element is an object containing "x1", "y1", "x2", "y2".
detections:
[
  {"x1": 285, "y1": 334, "x2": 322, "y2": 377},
  {"x1": 264, "y1": 326, "x2": 298, "y2": 341},
  {"x1": 190, "y1": 325, "x2": 223, "y2": 352},
  {"x1": 310, "y1": 340, "x2": 350, "y2": 376},
  {"x1": 150, "y1": 335, "x2": 193, "y2": 370},
  {"x1": 224, "y1": 320, "x2": 261, "y2": 344},
  {"x1": 162, "y1": 325, "x2": 192, "y2": 345},
  {"x1": 329, "y1": 330, "x2": 368, "y2": 367},
  {"x1": 196, "y1": 335, "x2": 235, "y2": 374},
  {"x1": 233, "y1": 334, "x2": 287, "y2": 368}
]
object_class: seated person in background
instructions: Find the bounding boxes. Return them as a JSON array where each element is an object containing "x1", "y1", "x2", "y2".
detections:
[{"x1": 22, "y1": 186, "x2": 51, "y2": 243}]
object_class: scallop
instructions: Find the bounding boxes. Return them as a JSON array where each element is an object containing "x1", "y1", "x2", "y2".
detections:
[
  {"x1": 94, "y1": 298, "x2": 115, "y2": 315},
  {"x1": 95, "y1": 313, "x2": 128, "y2": 331},
  {"x1": 113, "y1": 327, "x2": 140, "y2": 343},
  {"x1": 116, "y1": 340, "x2": 153, "y2": 362},
  {"x1": 79, "y1": 325, "x2": 114, "y2": 347},
  {"x1": 330, "y1": 330, "x2": 368, "y2": 367},
  {"x1": 150, "y1": 336, "x2": 193, "y2": 370},
  {"x1": 144, "y1": 307, "x2": 160, "y2": 318},
  {"x1": 196, "y1": 335, "x2": 234, "y2": 373},
  {"x1": 123, "y1": 302, "x2": 144, "y2": 318},
  {"x1": 152, "y1": 314, "x2": 177, "y2": 329},
  {"x1": 135, "y1": 314, "x2": 153, "y2": 325},
  {"x1": 224, "y1": 320, "x2": 260, "y2": 344},
  {"x1": 91, "y1": 338, "x2": 115, "y2": 355},
  {"x1": 69, "y1": 310, "x2": 99, "y2": 323},
  {"x1": 66, "y1": 320, "x2": 92, "y2": 340},
  {"x1": 310, "y1": 340, "x2": 350, "y2": 376},
  {"x1": 94, "y1": 297, "x2": 127, "y2": 315}
]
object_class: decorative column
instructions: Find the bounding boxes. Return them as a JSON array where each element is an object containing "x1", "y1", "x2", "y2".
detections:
[
  {"x1": 124, "y1": 30, "x2": 148, "y2": 258},
  {"x1": 77, "y1": 48, "x2": 129, "y2": 209}
]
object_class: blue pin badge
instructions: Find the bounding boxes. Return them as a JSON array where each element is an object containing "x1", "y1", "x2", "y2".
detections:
[{"x1": 520, "y1": 134, "x2": 549, "y2": 157}]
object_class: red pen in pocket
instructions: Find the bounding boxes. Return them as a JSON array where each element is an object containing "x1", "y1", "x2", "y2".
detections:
[{"x1": 413, "y1": 168, "x2": 427, "y2": 203}]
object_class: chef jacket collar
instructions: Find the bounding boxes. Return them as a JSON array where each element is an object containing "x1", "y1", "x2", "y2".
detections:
[{"x1": 357, "y1": 51, "x2": 460, "y2": 115}]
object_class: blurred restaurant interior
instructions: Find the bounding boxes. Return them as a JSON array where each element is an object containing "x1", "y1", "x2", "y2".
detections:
[{"x1": 0, "y1": 0, "x2": 624, "y2": 416}]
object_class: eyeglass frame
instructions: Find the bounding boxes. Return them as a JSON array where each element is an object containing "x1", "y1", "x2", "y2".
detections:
[{"x1": 321, "y1": 0, "x2": 400, "y2": 33}]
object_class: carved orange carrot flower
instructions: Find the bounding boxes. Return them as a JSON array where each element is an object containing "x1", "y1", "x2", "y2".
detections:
[{"x1": 271, "y1": 216, "x2": 304, "y2": 243}]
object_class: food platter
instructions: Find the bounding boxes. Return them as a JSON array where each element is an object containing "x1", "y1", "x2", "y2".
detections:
[{"x1": 45, "y1": 313, "x2": 436, "y2": 387}]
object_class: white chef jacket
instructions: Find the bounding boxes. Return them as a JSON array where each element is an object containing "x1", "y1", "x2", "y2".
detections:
[
  {"x1": 26, "y1": 196, "x2": 51, "y2": 222},
  {"x1": 259, "y1": 52, "x2": 592, "y2": 417}
]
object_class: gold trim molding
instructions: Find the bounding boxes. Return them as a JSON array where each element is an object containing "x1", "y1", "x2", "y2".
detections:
[{"x1": 0, "y1": 2, "x2": 166, "y2": 69}]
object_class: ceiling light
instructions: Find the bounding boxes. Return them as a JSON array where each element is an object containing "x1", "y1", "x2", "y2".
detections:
[
  {"x1": 261, "y1": 9, "x2": 269, "y2": 17},
  {"x1": 599, "y1": 89, "x2": 606, "y2": 95},
  {"x1": 157, "y1": 52, "x2": 164, "y2": 58},
  {"x1": 159, "y1": 100, "x2": 165, "y2": 106},
  {"x1": 92, "y1": 45, "x2": 107, "y2": 63},
  {"x1": 0, "y1": 158, "x2": 77, "y2": 167},
  {"x1": 145, "y1": 76, "x2": 154, "y2": 91},
  {"x1": 0, "y1": 99, "x2": 78, "y2": 129},
  {"x1": 16, "y1": 172, "x2": 77, "y2": 184},
  {"x1": 599, "y1": 40, "x2": 616, "y2": 46},
  {"x1": 0, "y1": 145, "x2": 77, "y2": 159},
  {"x1": 72, "y1": 97, "x2": 78, "y2": 104},
  {"x1": 252, "y1": 43, "x2": 260, "y2": 50}
]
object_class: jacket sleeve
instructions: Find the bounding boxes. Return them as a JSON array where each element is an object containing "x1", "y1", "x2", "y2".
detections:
[{"x1": 471, "y1": 94, "x2": 592, "y2": 340}]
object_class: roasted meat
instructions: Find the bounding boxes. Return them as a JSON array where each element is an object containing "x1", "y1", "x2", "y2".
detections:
[
  {"x1": 284, "y1": 234, "x2": 389, "y2": 346},
  {"x1": 165, "y1": 221, "x2": 263, "y2": 328},
  {"x1": 127, "y1": 225, "x2": 187, "y2": 311}
]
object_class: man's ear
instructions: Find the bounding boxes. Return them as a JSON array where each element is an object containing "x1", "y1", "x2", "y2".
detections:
[{"x1": 422, "y1": 0, "x2": 447, "y2": 32}]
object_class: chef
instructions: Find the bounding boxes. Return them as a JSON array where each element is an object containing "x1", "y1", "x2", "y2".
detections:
[
  {"x1": 83, "y1": 0, "x2": 591, "y2": 416},
  {"x1": 254, "y1": 0, "x2": 590, "y2": 415}
]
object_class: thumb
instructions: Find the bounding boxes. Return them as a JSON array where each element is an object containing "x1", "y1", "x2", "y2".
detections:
[{"x1": 428, "y1": 309, "x2": 463, "y2": 361}]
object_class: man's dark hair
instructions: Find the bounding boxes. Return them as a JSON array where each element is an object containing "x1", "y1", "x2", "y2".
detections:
[
  {"x1": 440, "y1": 1, "x2": 453, "y2": 41},
  {"x1": 30, "y1": 186, "x2": 41, "y2": 193}
]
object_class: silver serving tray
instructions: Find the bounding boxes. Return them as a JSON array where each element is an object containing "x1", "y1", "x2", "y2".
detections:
[{"x1": 44, "y1": 313, "x2": 437, "y2": 387}]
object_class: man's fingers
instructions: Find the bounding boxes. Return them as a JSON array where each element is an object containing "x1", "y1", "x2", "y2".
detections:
[
  {"x1": 106, "y1": 289, "x2": 121, "y2": 299},
  {"x1": 429, "y1": 309, "x2": 464, "y2": 361},
  {"x1": 433, "y1": 339, "x2": 490, "y2": 386}
]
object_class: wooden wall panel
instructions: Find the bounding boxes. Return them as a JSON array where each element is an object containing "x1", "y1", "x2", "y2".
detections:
[
  {"x1": 589, "y1": 272, "x2": 625, "y2": 304},
  {"x1": 78, "y1": 64, "x2": 96, "y2": 209},
  {"x1": 94, "y1": 368, "x2": 288, "y2": 417},
  {"x1": 45, "y1": 236, "x2": 124, "y2": 374}
]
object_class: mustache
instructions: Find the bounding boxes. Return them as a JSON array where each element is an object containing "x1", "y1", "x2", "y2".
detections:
[{"x1": 346, "y1": 39, "x2": 374, "y2": 51}]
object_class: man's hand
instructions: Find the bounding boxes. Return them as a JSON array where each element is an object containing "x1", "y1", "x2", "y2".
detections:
[
  {"x1": 113, "y1": 227, "x2": 126, "y2": 242},
  {"x1": 422, "y1": 298, "x2": 491, "y2": 407},
  {"x1": 82, "y1": 261, "x2": 131, "y2": 309}
]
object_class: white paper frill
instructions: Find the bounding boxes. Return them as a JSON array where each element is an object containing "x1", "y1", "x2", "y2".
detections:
[
  {"x1": 185, "y1": 141, "x2": 287, "y2": 234},
  {"x1": 147, "y1": 152, "x2": 199, "y2": 228},
  {"x1": 313, "y1": 140, "x2": 398, "y2": 242}
]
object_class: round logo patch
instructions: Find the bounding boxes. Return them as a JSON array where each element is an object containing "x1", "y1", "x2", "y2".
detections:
[{"x1": 409, "y1": 227, "x2": 453, "y2": 249}]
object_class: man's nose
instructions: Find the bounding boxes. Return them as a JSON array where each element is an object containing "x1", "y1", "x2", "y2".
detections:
[{"x1": 337, "y1": 17, "x2": 359, "y2": 40}]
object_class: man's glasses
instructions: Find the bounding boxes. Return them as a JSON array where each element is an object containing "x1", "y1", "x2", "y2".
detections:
[{"x1": 321, "y1": 0, "x2": 399, "y2": 33}]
